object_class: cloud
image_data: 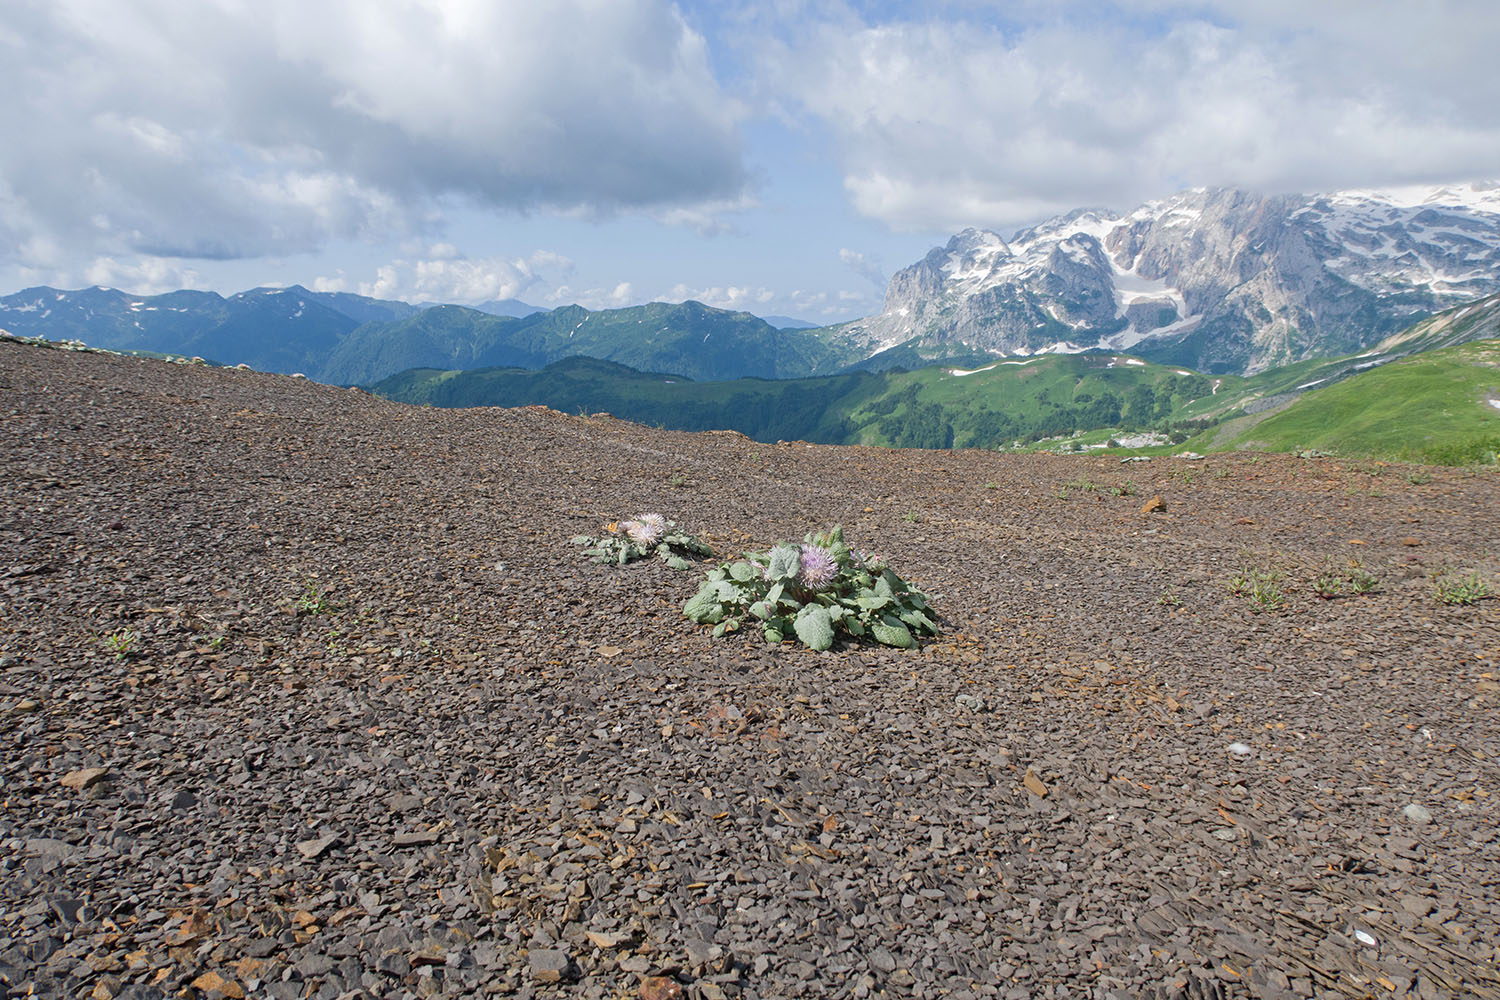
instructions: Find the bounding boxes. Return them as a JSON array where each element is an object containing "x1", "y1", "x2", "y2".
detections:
[
  {"x1": 340, "y1": 249, "x2": 576, "y2": 303},
  {"x1": 0, "y1": 0, "x2": 749, "y2": 267},
  {"x1": 756, "y1": 2, "x2": 1500, "y2": 232},
  {"x1": 548, "y1": 282, "x2": 638, "y2": 310},
  {"x1": 79, "y1": 256, "x2": 208, "y2": 295},
  {"x1": 661, "y1": 284, "x2": 777, "y2": 311},
  {"x1": 660, "y1": 283, "x2": 874, "y2": 318},
  {"x1": 839, "y1": 248, "x2": 886, "y2": 289}
]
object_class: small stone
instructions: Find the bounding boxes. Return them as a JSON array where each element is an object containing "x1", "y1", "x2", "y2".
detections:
[
  {"x1": 1400, "y1": 895, "x2": 1432, "y2": 916},
  {"x1": 1227, "y1": 742, "x2": 1253, "y2": 757},
  {"x1": 60, "y1": 767, "x2": 109, "y2": 790},
  {"x1": 1401, "y1": 537, "x2": 1422, "y2": 547},
  {"x1": 296, "y1": 834, "x2": 340, "y2": 860},
  {"x1": 890, "y1": 969, "x2": 916, "y2": 987},
  {"x1": 529, "y1": 948, "x2": 570, "y2": 984},
  {"x1": 639, "y1": 975, "x2": 685, "y2": 1000},
  {"x1": 1140, "y1": 495, "x2": 1167, "y2": 514},
  {"x1": 1402, "y1": 804, "x2": 1432, "y2": 825},
  {"x1": 1023, "y1": 768, "x2": 1049, "y2": 798},
  {"x1": 869, "y1": 948, "x2": 896, "y2": 973},
  {"x1": 393, "y1": 829, "x2": 440, "y2": 847},
  {"x1": 954, "y1": 693, "x2": 984, "y2": 712},
  {"x1": 191, "y1": 971, "x2": 245, "y2": 998},
  {"x1": 585, "y1": 931, "x2": 624, "y2": 949}
]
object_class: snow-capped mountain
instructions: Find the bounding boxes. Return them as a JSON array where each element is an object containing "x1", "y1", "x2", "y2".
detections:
[{"x1": 848, "y1": 182, "x2": 1500, "y2": 373}]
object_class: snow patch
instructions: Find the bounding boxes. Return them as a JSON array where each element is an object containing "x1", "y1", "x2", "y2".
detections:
[
  {"x1": 1122, "y1": 358, "x2": 1146, "y2": 367},
  {"x1": 1297, "y1": 378, "x2": 1328, "y2": 389},
  {"x1": 948, "y1": 363, "x2": 1000, "y2": 377},
  {"x1": 1488, "y1": 398, "x2": 1500, "y2": 411}
]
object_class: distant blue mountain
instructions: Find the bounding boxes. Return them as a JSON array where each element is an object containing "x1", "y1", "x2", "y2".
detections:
[
  {"x1": 470, "y1": 298, "x2": 546, "y2": 318},
  {"x1": 762, "y1": 314, "x2": 818, "y2": 330},
  {"x1": 0, "y1": 285, "x2": 861, "y2": 384}
]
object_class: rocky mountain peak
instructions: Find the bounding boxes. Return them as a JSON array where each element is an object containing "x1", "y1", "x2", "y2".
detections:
[{"x1": 857, "y1": 181, "x2": 1500, "y2": 373}]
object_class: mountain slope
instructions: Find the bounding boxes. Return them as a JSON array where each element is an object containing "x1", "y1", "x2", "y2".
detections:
[
  {"x1": 0, "y1": 285, "x2": 362, "y2": 374},
  {"x1": 1202, "y1": 339, "x2": 1500, "y2": 464},
  {"x1": 323, "y1": 300, "x2": 860, "y2": 384},
  {"x1": 850, "y1": 182, "x2": 1500, "y2": 375}
]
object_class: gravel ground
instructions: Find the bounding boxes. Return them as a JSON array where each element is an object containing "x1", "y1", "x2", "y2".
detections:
[{"x1": 2, "y1": 340, "x2": 1498, "y2": 1000}]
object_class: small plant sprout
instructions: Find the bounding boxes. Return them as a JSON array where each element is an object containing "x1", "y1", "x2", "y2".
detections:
[
  {"x1": 572, "y1": 514, "x2": 712, "y2": 570},
  {"x1": 295, "y1": 579, "x2": 339, "y2": 616},
  {"x1": 1157, "y1": 587, "x2": 1182, "y2": 608},
  {"x1": 104, "y1": 629, "x2": 138, "y2": 659},
  {"x1": 1229, "y1": 566, "x2": 1285, "y2": 612},
  {"x1": 901, "y1": 511, "x2": 923, "y2": 523},
  {"x1": 1433, "y1": 571, "x2": 1493, "y2": 606},
  {"x1": 1405, "y1": 470, "x2": 1434, "y2": 485},
  {"x1": 684, "y1": 526, "x2": 938, "y2": 650},
  {"x1": 1313, "y1": 567, "x2": 1347, "y2": 599}
]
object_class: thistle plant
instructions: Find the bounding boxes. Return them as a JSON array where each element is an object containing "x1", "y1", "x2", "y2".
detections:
[
  {"x1": 683, "y1": 526, "x2": 939, "y2": 650},
  {"x1": 571, "y1": 514, "x2": 712, "y2": 571}
]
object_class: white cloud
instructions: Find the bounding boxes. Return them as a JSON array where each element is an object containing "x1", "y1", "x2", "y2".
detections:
[
  {"x1": 757, "y1": 2, "x2": 1500, "y2": 232},
  {"x1": 839, "y1": 248, "x2": 885, "y2": 289},
  {"x1": 82, "y1": 257, "x2": 208, "y2": 295},
  {"x1": 343, "y1": 249, "x2": 575, "y2": 303},
  {"x1": 548, "y1": 282, "x2": 637, "y2": 310},
  {"x1": 661, "y1": 284, "x2": 779, "y2": 312},
  {"x1": 0, "y1": 0, "x2": 749, "y2": 267}
]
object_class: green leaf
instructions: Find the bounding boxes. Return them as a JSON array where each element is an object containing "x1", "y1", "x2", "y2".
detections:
[
  {"x1": 663, "y1": 554, "x2": 690, "y2": 571},
  {"x1": 766, "y1": 544, "x2": 801, "y2": 581},
  {"x1": 684, "y1": 587, "x2": 725, "y2": 624},
  {"x1": 793, "y1": 605, "x2": 835, "y2": 651},
  {"x1": 763, "y1": 627, "x2": 784, "y2": 644},
  {"x1": 899, "y1": 609, "x2": 938, "y2": 634},
  {"x1": 729, "y1": 561, "x2": 757, "y2": 583},
  {"x1": 569, "y1": 535, "x2": 594, "y2": 545},
  {"x1": 766, "y1": 582, "x2": 784, "y2": 606},
  {"x1": 749, "y1": 601, "x2": 773, "y2": 620},
  {"x1": 712, "y1": 621, "x2": 727, "y2": 638},
  {"x1": 871, "y1": 620, "x2": 915, "y2": 648}
]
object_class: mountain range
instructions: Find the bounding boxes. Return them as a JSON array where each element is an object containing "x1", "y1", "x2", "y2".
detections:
[
  {"x1": 365, "y1": 292, "x2": 1500, "y2": 464},
  {"x1": 3, "y1": 180, "x2": 1500, "y2": 384},
  {"x1": 0, "y1": 285, "x2": 839, "y2": 385},
  {"x1": 840, "y1": 182, "x2": 1500, "y2": 374}
]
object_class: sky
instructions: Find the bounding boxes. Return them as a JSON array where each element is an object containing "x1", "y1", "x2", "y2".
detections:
[{"x1": 3, "y1": 1, "x2": 1499, "y2": 324}]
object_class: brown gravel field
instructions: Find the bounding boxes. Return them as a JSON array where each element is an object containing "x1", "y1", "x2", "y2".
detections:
[{"x1": 2, "y1": 340, "x2": 1498, "y2": 1000}]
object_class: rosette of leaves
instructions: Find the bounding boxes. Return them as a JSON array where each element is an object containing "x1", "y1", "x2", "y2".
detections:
[
  {"x1": 683, "y1": 525, "x2": 939, "y2": 650},
  {"x1": 571, "y1": 513, "x2": 713, "y2": 570}
]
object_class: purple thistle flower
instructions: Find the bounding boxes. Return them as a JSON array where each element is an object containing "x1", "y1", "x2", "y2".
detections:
[{"x1": 798, "y1": 544, "x2": 838, "y2": 590}]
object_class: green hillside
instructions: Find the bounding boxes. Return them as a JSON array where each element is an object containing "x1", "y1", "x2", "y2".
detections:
[
  {"x1": 371, "y1": 351, "x2": 1213, "y2": 448},
  {"x1": 1201, "y1": 339, "x2": 1500, "y2": 464},
  {"x1": 321, "y1": 300, "x2": 864, "y2": 385}
]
